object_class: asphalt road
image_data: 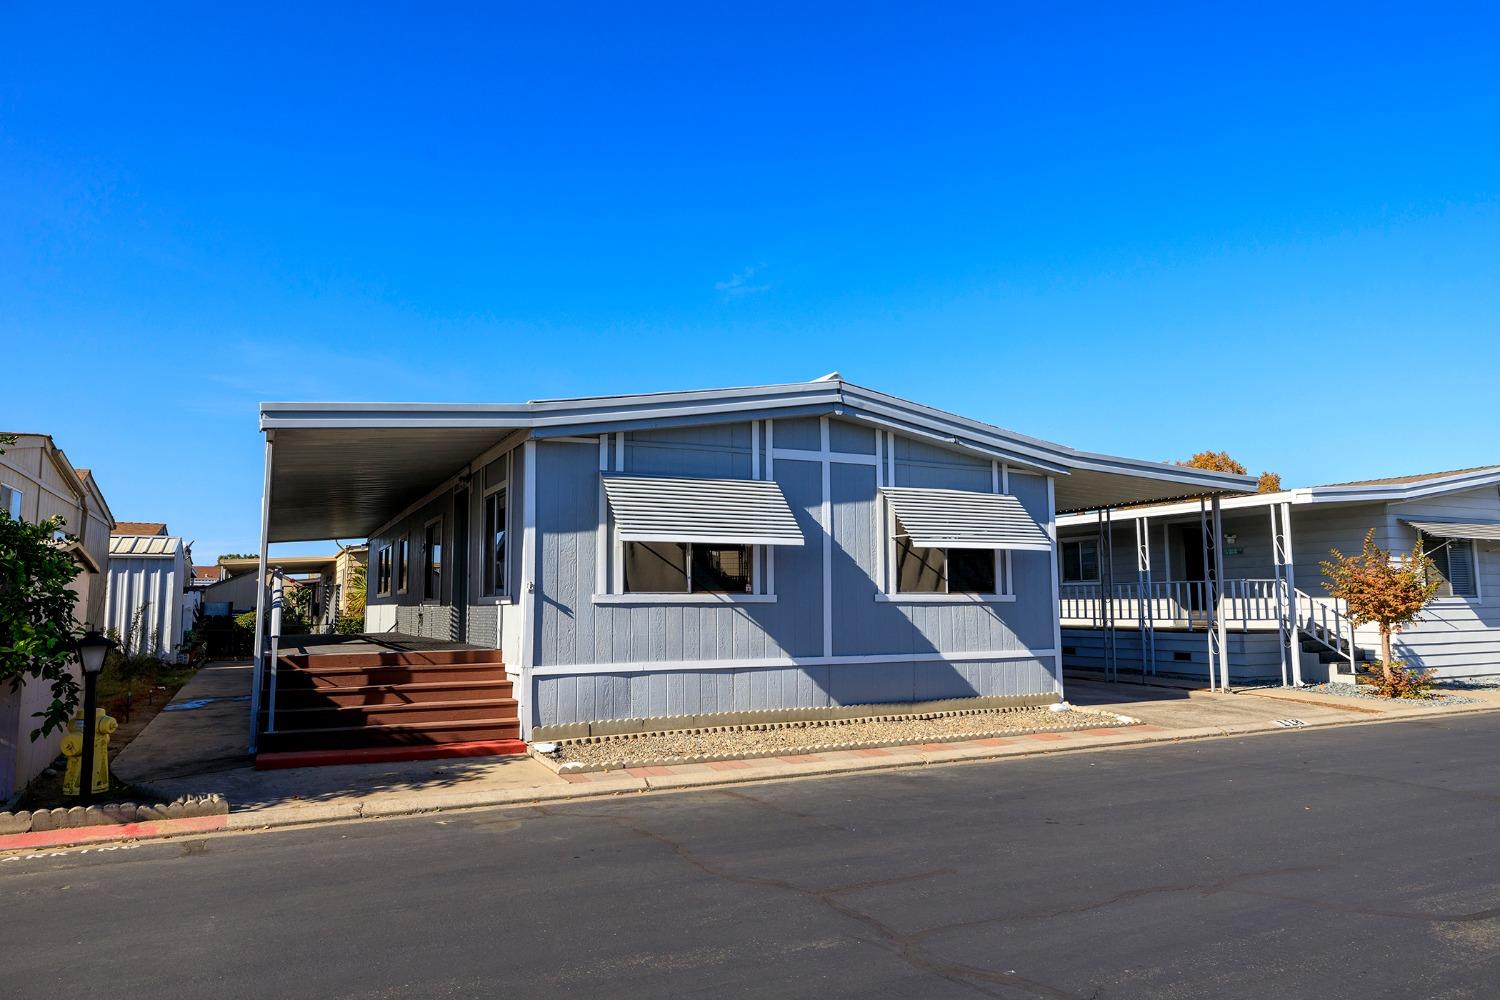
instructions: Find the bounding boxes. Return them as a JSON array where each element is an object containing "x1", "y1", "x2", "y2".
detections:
[{"x1": 7, "y1": 714, "x2": 1500, "y2": 1000}]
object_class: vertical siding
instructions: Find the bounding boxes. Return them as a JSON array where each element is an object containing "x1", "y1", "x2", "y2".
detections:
[{"x1": 531, "y1": 418, "x2": 1061, "y2": 725}]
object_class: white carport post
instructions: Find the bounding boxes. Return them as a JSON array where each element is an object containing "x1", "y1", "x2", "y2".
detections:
[
  {"x1": 1279, "y1": 501, "x2": 1304, "y2": 686},
  {"x1": 247, "y1": 432, "x2": 273, "y2": 754}
]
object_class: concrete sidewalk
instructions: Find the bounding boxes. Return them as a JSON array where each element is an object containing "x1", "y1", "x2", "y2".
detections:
[{"x1": 108, "y1": 660, "x2": 1500, "y2": 837}]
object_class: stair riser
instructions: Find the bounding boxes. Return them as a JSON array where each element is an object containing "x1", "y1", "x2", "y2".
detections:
[
  {"x1": 271, "y1": 665, "x2": 507, "y2": 688},
  {"x1": 274, "y1": 684, "x2": 513, "y2": 709},
  {"x1": 278, "y1": 649, "x2": 504, "y2": 669},
  {"x1": 266, "y1": 701, "x2": 518, "y2": 729},
  {"x1": 260, "y1": 723, "x2": 521, "y2": 752}
]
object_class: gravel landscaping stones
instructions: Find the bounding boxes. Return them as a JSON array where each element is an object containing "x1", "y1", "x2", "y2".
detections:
[
  {"x1": 545, "y1": 705, "x2": 1134, "y2": 771},
  {"x1": 1303, "y1": 683, "x2": 1480, "y2": 707}
]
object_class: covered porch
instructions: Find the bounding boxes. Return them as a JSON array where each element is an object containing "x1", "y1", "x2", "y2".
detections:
[{"x1": 1056, "y1": 498, "x2": 1367, "y2": 688}]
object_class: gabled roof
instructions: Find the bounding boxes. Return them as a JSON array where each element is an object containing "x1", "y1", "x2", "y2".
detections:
[
  {"x1": 260, "y1": 375, "x2": 1255, "y2": 542},
  {"x1": 113, "y1": 521, "x2": 168, "y2": 536}
]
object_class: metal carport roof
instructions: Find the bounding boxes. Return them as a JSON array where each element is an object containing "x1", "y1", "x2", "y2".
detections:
[{"x1": 258, "y1": 376, "x2": 1254, "y2": 542}]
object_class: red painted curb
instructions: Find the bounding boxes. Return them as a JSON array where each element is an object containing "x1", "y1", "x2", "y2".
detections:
[
  {"x1": 0, "y1": 814, "x2": 227, "y2": 852},
  {"x1": 254, "y1": 739, "x2": 528, "y2": 770}
]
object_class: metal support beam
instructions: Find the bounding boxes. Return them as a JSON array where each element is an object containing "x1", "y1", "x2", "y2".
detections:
[
  {"x1": 247, "y1": 434, "x2": 273, "y2": 754},
  {"x1": 1211, "y1": 496, "x2": 1228, "y2": 691},
  {"x1": 1270, "y1": 504, "x2": 1290, "y2": 687},
  {"x1": 1136, "y1": 514, "x2": 1154, "y2": 681},
  {"x1": 266, "y1": 569, "x2": 284, "y2": 733},
  {"x1": 1280, "y1": 501, "x2": 1304, "y2": 686},
  {"x1": 1199, "y1": 499, "x2": 1217, "y2": 689}
]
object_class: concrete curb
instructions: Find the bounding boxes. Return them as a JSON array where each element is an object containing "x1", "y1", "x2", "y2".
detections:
[
  {"x1": 0, "y1": 795, "x2": 229, "y2": 852},
  {"x1": 14, "y1": 699, "x2": 1500, "y2": 849}
]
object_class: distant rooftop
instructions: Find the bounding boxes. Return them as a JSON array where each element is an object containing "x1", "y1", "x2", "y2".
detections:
[
  {"x1": 1314, "y1": 465, "x2": 1500, "y2": 489},
  {"x1": 112, "y1": 521, "x2": 168, "y2": 536}
]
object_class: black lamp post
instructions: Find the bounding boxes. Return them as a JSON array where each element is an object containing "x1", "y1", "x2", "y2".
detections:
[{"x1": 75, "y1": 630, "x2": 114, "y2": 804}]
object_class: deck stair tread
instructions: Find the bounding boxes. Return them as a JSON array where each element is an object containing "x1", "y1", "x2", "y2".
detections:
[{"x1": 257, "y1": 645, "x2": 519, "y2": 762}]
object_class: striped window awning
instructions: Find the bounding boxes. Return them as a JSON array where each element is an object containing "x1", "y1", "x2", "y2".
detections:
[
  {"x1": 1405, "y1": 520, "x2": 1500, "y2": 541},
  {"x1": 602, "y1": 475, "x2": 805, "y2": 546},
  {"x1": 882, "y1": 486, "x2": 1051, "y2": 551}
]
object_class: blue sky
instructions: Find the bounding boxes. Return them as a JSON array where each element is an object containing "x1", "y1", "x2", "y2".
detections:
[{"x1": 4, "y1": 4, "x2": 1498, "y2": 559}]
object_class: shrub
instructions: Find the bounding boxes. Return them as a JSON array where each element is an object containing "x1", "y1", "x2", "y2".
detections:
[
  {"x1": 1363, "y1": 660, "x2": 1437, "y2": 700},
  {"x1": 1322, "y1": 529, "x2": 1441, "y2": 689},
  {"x1": 0, "y1": 510, "x2": 83, "y2": 738}
]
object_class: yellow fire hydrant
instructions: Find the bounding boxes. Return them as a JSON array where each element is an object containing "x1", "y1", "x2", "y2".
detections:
[{"x1": 62, "y1": 708, "x2": 117, "y2": 797}]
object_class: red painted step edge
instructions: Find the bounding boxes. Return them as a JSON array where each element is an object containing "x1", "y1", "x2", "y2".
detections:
[{"x1": 254, "y1": 739, "x2": 529, "y2": 770}]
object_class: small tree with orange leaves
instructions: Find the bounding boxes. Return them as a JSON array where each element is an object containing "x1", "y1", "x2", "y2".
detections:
[{"x1": 1320, "y1": 529, "x2": 1440, "y2": 688}]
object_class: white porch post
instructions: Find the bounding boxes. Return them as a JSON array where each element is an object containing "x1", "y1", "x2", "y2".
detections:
[
  {"x1": 1199, "y1": 499, "x2": 1218, "y2": 689},
  {"x1": 1135, "y1": 514, "x2": 1153, "y2": 680},
  {"x1": 1047, "y1": 476, "x2": 1064, "y2": 698},
  {"x1": 1280, "y1": 500, "x2": 1304, "y2": 686},
  {"x1": 1211, "y1": 496, "x2": 1229, "y2": 691},
  {"x1": 247, "y1": 432, "x2": 273, "y2": 754},
  {"x1": 1270, "y1": 504, "x2": 1290, "y2": 687}
]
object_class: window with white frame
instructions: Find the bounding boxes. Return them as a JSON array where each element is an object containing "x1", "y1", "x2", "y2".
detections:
[
  {"x1": 395, "y1": 535, "x2": 409, "y2": 594},
  {"x1": 423, "y1": 518, "x2": 443, "y2": 601},
  {"x1": 375, "y1": 546, "x2": 393, "y2": 596},
  {"x1": 1421, "y1": 533, "x2": 1478, "y2": 598},
  {"x1": 1060, "y1": 539, "x2": 1100, "y2": 584},
  {"x1": 483, "y1": 488, "x2": 507, "y2": 596},
  {"x1": 622, "y1": 541, "x2": 753, "y2": 594},
  {"x1": 0, "y1": 483, "x2": 20, "y2": 520}
]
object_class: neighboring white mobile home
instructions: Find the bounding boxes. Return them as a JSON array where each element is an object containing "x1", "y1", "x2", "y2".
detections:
[
  {"x1": 106, "y1": 526, "x2": 193, "y2": 658},
  {"x1": 1056, "y1": 466, "x2": 1500, "y2": 685}
]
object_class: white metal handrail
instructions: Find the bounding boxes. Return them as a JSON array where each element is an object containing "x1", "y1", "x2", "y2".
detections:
[
  {"x1": 1294, "y1": 589, "x2": 1359, "y2": 675},
  {"x1": 1059, "y1": 578, "x2": 1282, "y2": 630}
]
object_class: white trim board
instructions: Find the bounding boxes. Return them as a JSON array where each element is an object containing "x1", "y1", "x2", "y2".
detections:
[{"x1": 530, "y1": 647, "x2": 1059, "y2": 677}]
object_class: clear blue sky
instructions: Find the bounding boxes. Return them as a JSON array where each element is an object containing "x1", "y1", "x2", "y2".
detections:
[{"x1": 4, "y1": 4, "x2": 1498, "y2": 559}]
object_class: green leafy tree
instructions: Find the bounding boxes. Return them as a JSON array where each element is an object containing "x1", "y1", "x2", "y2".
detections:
[
  {"x1": 335, "y1": 564, "x2": 367, "y2": 635},
  {"x1": 1321, "y1": 529, "x2": 1441, "y2": 686},
  {"x1": 0, "y1": 512, "x2": 84, "y2": 738}
]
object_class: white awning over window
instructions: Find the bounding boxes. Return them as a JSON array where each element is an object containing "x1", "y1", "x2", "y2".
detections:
[
  {"x1": 882, "y1": 486, "x2": 1051, "y2": 551},
  {"x1": 1405, "y1": 520, "x2": 1500, "y2": 541},
  {"x1": 603, "y1": 475, "x2": 805, "y2": 546}
]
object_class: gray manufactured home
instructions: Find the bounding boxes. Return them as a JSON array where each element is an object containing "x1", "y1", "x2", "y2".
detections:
[
  {"x1": 247, "y1": 376, "x2": 1250, "y2": 756},
  {"x1": 1056, "y1": 466, "x2": 1500, "y2": 686}
]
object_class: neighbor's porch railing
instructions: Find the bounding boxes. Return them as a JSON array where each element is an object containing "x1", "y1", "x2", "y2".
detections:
[{"x1": 1060, "y1": 579, "x2": 1284, "y2": 631}]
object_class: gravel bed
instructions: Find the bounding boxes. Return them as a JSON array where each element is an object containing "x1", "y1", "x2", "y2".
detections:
[
  {"x1": 1303, "y1": 683, "x2": 1480, "y2": 707},
  {"x1": 550, "y1": 706, "x2": 1129, "y2": 769}
]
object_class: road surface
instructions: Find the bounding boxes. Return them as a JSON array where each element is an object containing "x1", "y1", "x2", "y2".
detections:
[{"x1": 7, "y1": 713, "x2": 1500, "y2": 998}]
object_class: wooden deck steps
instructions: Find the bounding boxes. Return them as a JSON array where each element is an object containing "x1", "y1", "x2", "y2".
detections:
[{"x1": 255, "y1": 647, "x2": 526, "y2": 764}]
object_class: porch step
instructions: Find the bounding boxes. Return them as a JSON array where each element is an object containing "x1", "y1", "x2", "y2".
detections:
[
  {"x1": 257, "y1": 645, "x2": 519, "y2": 761},
  {"x1": 255, "y1": 739, "x2": 529, "y2": 770},
  {"x1": 258, "y1": 717, "x2": 522, "y2": 752},
  {"x1": 274, "y1": 679, "x2": 514, "y2": 708},
  {"x1": 277, "y1": 648, "x2": 503, "y2": 669},
  {"x1": 268, "y1": 697, "x2": 520, "y2": 729}
]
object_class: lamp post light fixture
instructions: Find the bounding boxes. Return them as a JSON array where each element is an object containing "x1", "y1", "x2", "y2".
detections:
[{"x1": 74, "y1": 630, "x2": 115, "y2": 805}]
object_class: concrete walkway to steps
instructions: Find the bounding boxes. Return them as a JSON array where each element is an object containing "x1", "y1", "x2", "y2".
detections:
[{"x1": 104, "y1": 659, "x2": 1500, "y2": 840}]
